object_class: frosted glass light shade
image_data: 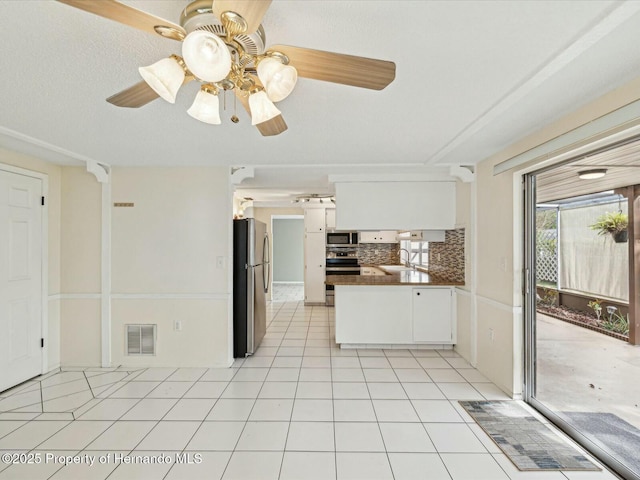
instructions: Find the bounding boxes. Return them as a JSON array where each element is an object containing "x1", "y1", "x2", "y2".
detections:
[
  {"x1": 248, "y1": 91, "x2": 281, "y2": 125},
  {"x1": 182, "y1": 30, "x2": 231, "y2": 82},
  {"x1": 187, "y1": 88, "x2": 221, "y2": 125},
  {"x1": 257, "y1": 57, "x2": 297, "y2": 102},
  {"x1": 578, "y1": 169, "x2": 607, "y2": 180},
  {"x1": 138, "y1": 57, "x2": 185, "y2": 103}
]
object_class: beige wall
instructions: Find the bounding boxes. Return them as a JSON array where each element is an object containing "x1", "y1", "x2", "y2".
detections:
[
  {"x1": 0, "y1": 158, "x2": 234, "y2": 369},
  {"x1": 58, "y1": 167, "x2": 102, "y2": 366},
  {"x1": 110, "y1": 167, "x2": 232, "y2": 367},
  {"x1": 454, "y1": 180, "x2": 473, "y2": 361},
  {"x1": 470, "y1": 75, "x2": 640, "y2": 396},
  {"x1": 61, "y1": 167, "x2": 101, "y2": 293},
  {"x1": 252, "y1": 206, "x2": 305, "y2": 300},
  {"x1": 0, "y1": 148, "x2": 63, "y2": 370}
]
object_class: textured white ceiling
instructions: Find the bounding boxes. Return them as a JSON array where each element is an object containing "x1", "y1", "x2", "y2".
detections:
[{"x1": 1, "y1": 0, "x2": 640, "y2": 198}]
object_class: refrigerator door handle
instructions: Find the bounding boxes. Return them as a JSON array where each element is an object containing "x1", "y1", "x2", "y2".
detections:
[{"x1": 263, "y1": 234, "x2": 270, "y2": 293}]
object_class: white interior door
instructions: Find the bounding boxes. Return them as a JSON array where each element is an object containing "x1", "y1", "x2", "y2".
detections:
[{"x1": 0, "y1": 169, "x2": 43, "y2": 392}]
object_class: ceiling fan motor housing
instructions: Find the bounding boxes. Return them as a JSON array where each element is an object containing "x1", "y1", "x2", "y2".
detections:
[{"x1": 180, "y1": 0, "x2": 266, "y2": 56}]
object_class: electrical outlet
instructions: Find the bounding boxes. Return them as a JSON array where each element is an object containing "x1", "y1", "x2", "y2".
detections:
[
  {"x1": 488, "y1": 328, "x2": 494, "y2": 342},
  {"x1": 175, "y1": 320, "x2": 182, "y2": 331},
  {"x1": 216, "y1": 256, "x2": 225, "y2": 269}
]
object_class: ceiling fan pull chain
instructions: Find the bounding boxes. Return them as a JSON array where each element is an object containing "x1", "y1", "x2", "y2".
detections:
[{"x1": 231, "y1": 92, "x2": 239, "y2": 123}]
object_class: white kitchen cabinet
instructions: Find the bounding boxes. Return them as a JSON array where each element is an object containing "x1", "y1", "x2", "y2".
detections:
[
  {"x1": 409, "y1": 230, "x2": 446, "y2": 242},
  {"x1": 335, "y1": 181, "x2": 455, "y2": 231},
  {"x1": 304, "y1": 208, "x2": 326, "y2": 233},
  {"x1": 304, "y1": 232, "x2": 326, "y2": 304},
  {"x1": 325, "y1": 208, "x2": 336, "y2": 230},
  {"x1": 335, "y1": 285, "x2": 455, "y2": 345},
  {"x1": 359, "y1": 231, "x2": 397, "y2": 243},
  {"x1": 335, "y1": 286, "x2": 412, "y2": 343},
  {"x1": 412, "y1": 288, "x2": 454, "y2": 343}
]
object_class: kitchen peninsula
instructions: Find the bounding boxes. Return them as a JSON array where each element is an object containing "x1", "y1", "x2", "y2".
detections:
[{"x1": 327, "y1": 266, "x2": 464, "y2": 348}]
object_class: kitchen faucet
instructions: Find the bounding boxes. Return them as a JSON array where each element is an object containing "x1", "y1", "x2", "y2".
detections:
[{"x1": 399, "y1": 248, "x2": 413, "y2": 268}]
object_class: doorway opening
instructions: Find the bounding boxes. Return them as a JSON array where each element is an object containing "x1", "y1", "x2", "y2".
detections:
[
  {"x1": 524, "y1": 137, "x2": 640, "y2": 479},
  {"x1": 271, "y1": 215, "x2": 304, "y2": 303}
]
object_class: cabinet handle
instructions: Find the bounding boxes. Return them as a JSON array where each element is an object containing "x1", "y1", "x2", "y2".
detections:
[{"x1": 416, "y1": 292, "x2": 421, "y2": 296}]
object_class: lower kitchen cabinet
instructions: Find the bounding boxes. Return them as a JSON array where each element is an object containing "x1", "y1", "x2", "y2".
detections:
[
  {"x1": 334, "y1": 285, "x2": 455, "y2": 345},
  {"x1": 335, "y1": 286, "x2": 412, "y2": 343},
  {"x1": 412, "y1": 287, "x2": 454, "y2": 343}
]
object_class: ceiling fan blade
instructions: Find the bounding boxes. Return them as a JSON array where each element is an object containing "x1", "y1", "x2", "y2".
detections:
[
  {"x1": 268, "y1": 45, "x2": 396, "y2": 90},
  {"x1": 212, "y1": 0, "x2": 272, "y2": 34},
  {"x1": 235, "y1": 90, "x2": 288, "y2": 136},
  {"x1": 106, "y1": 81, "x2": 159, "y2": 108},
  {"x1": 56, "y1": 0, "x2": 186, "y2": 40},
  {"x1": 107, "y1": 76, "x2": 194, "y2": 108},
  {"x1": 255, "y1": 115, "x2": 288, "y2": 136}
]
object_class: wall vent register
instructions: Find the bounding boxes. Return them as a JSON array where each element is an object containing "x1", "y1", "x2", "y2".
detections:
[{"x1": 126, "y1": 324, "x2": 156, "y2": 355}]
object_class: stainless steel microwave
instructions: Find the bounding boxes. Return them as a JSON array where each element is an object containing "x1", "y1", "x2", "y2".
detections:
[{"x1": 327, "y1": 232, "x2": 358, "y2": 246}]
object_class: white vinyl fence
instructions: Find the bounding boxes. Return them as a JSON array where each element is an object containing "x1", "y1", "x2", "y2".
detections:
[{"x1": 558, "y1": 201, "x2": 628, "y2": 302}]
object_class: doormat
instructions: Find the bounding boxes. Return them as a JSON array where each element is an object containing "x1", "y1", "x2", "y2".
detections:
[
  {"x1": 562, "y1": 412, "x2": 640, "y2": 474},
  {"x1": 459, "y1": 401, "x2": 600, "y2": 471}
]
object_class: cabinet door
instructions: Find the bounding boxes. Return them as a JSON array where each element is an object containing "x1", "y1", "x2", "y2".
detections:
[
  {"x1": 335, "y1": 286, "x2": 412, "y2": 344},
  {"x1": 304, "y1": 232, "x2": 326, "y2": 303},
  {"x1": 359, "y1": 231, "x2": 397, "y2": 243},
  {"x1": 412, "y1": 288, "x2": 452, "y2": 343},
  {"x1": 326, "y1": 209, "x2": 336, "y2": 230},
  {"x1": 380, "y1": 231, "x2": 397, "y2": 242},
  {"x1": 304, "y1": 208, "x2": 325, "y2": 233},
  {"x1": 358, "y1": 231, "x2": 377, "y2": 243}
]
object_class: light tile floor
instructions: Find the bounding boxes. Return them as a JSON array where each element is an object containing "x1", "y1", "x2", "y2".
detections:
[{"x1": 0, "y1": 299, "x2": 619, "y2": 479}]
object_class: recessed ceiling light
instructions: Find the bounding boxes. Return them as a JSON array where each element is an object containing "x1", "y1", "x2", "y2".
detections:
[{"x1": 578, "y1": 168, "x2": 607, "y2": 180}]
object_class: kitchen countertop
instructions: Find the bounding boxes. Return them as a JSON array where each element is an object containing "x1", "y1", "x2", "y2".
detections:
[{"x1": 326, "y1": 266, "x2": 464, "y2": 287}]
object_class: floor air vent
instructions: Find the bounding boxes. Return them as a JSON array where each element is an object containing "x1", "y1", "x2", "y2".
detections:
[{"x1": 126, "y1": 324, "x2": 156, "y2": 355}]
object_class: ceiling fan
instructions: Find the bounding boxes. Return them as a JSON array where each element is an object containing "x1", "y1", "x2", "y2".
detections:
[{"x1": 57, "y1": 0, "x2": 396, "y2": 136}]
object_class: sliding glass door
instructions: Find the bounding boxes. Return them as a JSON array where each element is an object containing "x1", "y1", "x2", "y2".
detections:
[{"x1": 523, "y1": 143, "x2": 640, "y2": 480}]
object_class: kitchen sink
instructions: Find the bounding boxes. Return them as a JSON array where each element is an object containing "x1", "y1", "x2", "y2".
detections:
[{"x1": 379, "y1": 265, "x2": 415, "y2": 272}]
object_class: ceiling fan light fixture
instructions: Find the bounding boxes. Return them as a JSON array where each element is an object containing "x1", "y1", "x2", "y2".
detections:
[
  {"x1": 187, "y1": 85, "x2": 221, "y2": 124},
  {"x1": 249, "y1": 90, "x2": 281, "y2": 125},
  {"x1": 138, "y1": 56, "x2": 185, "y2": 103},
  {"x1": 257, "y1": 57, "x2": 298, "y2": 102},
  {"x1": 182, "y1": 30, "x2": 231, "y2": 82},
  {"x1": 578, "y1": 168, "x2": 607, "y2": 180}
]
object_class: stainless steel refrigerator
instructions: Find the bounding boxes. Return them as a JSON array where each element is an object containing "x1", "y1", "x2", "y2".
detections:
[{"x1": 233, "y1": 218, "x2": 270, "y2": 357}]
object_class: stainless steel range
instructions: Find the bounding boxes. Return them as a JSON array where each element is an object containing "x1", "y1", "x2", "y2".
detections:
[{"x1": 325, "y1": 246, "x2": 360, "y2": 306}]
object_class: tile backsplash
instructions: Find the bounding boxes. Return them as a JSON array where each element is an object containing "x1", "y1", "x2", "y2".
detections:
[
  {"x1": 357, "y1": 243, "x2": 400, "y2": 265},
  {"x1": 428, "y1": 228, "x2": 465, "y2": 282},
  {"x1": 355, "y1": 229, "x2": 465, "y2": 283}
]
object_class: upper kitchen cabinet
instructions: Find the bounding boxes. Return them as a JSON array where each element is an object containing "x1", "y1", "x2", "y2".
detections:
[
  {"x1": 325, "y1": 208, "x2": 336, "y2": 231},
  {"x1": 335, "y1": 181, "x2": 455, "y2": 231},
  {"x1": 304, "y1": 207, "x2": 326, "y2": 233},
  {"x1": 359, "y1": 231, "x2": 398, "y2": 243}
]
